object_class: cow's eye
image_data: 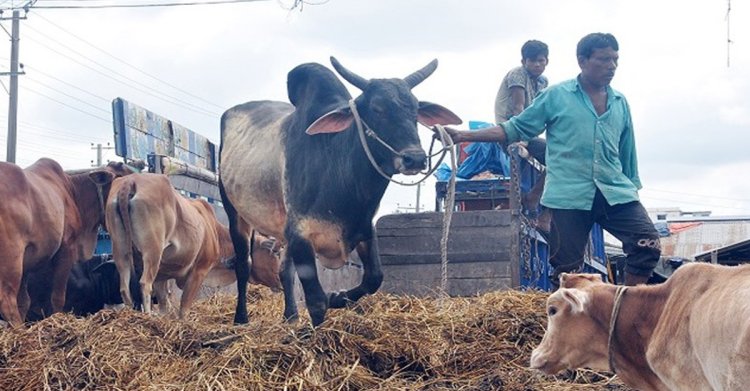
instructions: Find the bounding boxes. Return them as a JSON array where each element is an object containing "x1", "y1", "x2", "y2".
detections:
[
  {"x1": 548, "y1": 306, "x2": 558, "y2": 316},
  {"x1": 372, "y1": 105, "x2": 386, "y2": 116}
]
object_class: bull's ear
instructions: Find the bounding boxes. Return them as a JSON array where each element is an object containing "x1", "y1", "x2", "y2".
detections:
[
  {"x1": 89, "y1": 170, "x2": 115, "y2": 186},
  {"x1": 306, "y1": 107, "x2": 354, "y2": 135},
  {"x1": 559, "y1": 273, "x2": 571, "y2": 286},
  {"x1": 417, "y1": 101, "x2": 462, "y2": 127},
  {"x1": 560, "y1": 288, "x2": 588, "y2": 313}
]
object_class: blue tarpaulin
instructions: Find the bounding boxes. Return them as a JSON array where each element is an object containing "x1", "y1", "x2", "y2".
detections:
[{"x1": 433, "y1": 120, "x2": 510, "y2": 181}]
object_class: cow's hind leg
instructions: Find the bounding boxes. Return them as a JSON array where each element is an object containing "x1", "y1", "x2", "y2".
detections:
[
  {"x1": 138, "y1": 247, "x2": 162, "y2": 314},
  {"x1": 111, "y1": 240, "x2": 135, "y2": 309},
  {"x1": 329, "y1": 237, "x2": 383, "y2": 309},
  {"x1": 726, "y1": 325, "x2": 750, "y2": 389},
  {"x1": 153, "y1": 280, "x2": 173, "y2": 316},
  {"x1": 279, "y1": 247, "x2": 298, "y2": 322},
  {"x1": 286, "y1": 229, "x2": 327, "y2": 326},
  {"x1": 0, "y1": 254, "x2": 23, "y2": 326},
  {"x1": 219, "y1": 179, "x2": 252, "y2": 325},
  {"x1": 16, "y1": 275, "x2": 32, "y2": 321},
  {"x1": 48, "y1": 250, "x2": 76, "y2": 314}
]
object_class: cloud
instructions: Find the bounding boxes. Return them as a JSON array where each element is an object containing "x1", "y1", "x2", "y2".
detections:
[{"x1": 1, "y1": 0, "x2": 748, "y2": 216}]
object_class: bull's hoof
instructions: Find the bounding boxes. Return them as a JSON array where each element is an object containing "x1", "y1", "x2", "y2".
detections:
[
  {"x1": 297, "y1": 324, "x2": 315, "y2": 341},
  {"x1": 328, "y1": 291, "x2": 353, "y2": 308},
  {"x1": 283, "y1": 312, "x2": 299, "y2": 324},
  {"x1": 233, "y1": 313, "x2": 249, "y2": 325}
]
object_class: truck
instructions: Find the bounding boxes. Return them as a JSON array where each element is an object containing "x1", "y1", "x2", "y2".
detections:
[{"x1": 375, "y1": 123, "x2": 608, "y2": 296}]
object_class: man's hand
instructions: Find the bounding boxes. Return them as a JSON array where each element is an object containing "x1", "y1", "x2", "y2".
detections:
[{"x1": 432, "y1": 126, "x2": 463, "y2": 144}]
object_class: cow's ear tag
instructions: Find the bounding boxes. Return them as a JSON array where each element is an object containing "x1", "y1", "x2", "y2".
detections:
[{"x1": 306, "y1": 109, "x2": 354, "y2": 135}]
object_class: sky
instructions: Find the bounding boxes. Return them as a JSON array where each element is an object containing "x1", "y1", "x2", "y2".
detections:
[{"x1": 0, "y1": 0, "x2": 748, "y2": 218}]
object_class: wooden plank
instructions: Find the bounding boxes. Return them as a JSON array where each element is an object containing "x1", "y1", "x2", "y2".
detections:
[
  {"x1": 380, "y1": 252, "x2": 510, "y2": 265},
  {"x1": 376, "y1": 211, "x2": 512, "y2": 266},
  {"x1": 380, "y1": 261, "x2": 514, "y2": 296},
  {"x1": 376, "y1": 210, "x2": 511, "y2": 230},
  {"x1": 382, "y1": 261, "x2": 512, "y2": 279},
  {"x1": 378, "y1": 229, "x2": 510, "y2": 254}
]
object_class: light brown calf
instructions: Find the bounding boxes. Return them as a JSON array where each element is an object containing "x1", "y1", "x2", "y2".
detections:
[
  {"x1": 530, "y1": 262, "x2": 750, "y2": 391},
  {"x1": 104, "y1": 173, "x2": 281, "y2": 319}
]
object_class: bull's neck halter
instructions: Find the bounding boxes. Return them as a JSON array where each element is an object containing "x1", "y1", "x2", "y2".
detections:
[
  {"x1": 608, "y1": 285, "x2": 629, "y2": 373},
  {"x1": 348, "y1": 99, "x2": 452, "y2": 187}
]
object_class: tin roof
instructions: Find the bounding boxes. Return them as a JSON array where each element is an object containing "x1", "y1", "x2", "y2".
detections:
[
  {"x1": 694, "y1": 237, "x2": 750, "y2": 264},
  {"x1": 658, "y1": 218, "x2": 750, "y2": 259}
]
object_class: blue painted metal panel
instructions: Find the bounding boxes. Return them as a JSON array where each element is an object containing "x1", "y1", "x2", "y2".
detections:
[
  {"x1": 95, "y1": 228, "x2": 112, "y2": 255},
  {"x1": 111, "y1": 98, "x2": 218, "y2": 172}
]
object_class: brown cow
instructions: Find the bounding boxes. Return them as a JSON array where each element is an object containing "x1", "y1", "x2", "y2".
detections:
[
  {"x1": 202, "y1": 232, "x2": 283, "y2": 292},
  {"x1": 0, "y1": 158, "x2": 136, "y2": 326},
  {"x1": 103, "y1": 173, "x2": 281, "y2": 319},
  {"x1": 530, "y1": 262, "x2": 750, "y2": 391}
]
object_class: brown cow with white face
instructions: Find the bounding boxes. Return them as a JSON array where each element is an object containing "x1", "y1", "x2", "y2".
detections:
[
  {"x1": 0, "y1": 158, "x2": 135, "y2": 326},
  {"x1": 102, "y1": 173, "x2": 281, "y2": 319},
  {"x1": 530, "y1": 263, "x2": 750, "y2": 391}
]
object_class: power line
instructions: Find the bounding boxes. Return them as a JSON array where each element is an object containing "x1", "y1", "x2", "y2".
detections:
[
  {"x1": 27, "y1": 0, "x2": 272, "y2": 10},
  {"x1": 30, "y1": 11, "x2": 225, "y2": 111},
  {"x1": 726, "y1": 0, "x2": 732, "y2": 67},
  {"x1": 0, "y1": 114, "x2": 112, "y2": 143},
  {"x1": 23, "y1": 63, "x2": 111, "y2": 103},
  {"x1": 20, "y1": 83, "x2": 112, "y2": 122},
  {"x1": 646, "y1": 188, "x2": 750, "y2": 203},
  {"x1": 22, "y1": 25, "x2": 220, "y2": 117},
  {"x1": 24, "y1": 74, "x2": 111, "y2": 114},
  {"x1": 641, "y1": 195, "x2": 750, "y2": 213}
]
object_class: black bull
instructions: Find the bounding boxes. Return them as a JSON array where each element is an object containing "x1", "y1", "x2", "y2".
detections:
[{"x1": 219, "y1": 57, "x2": 461, "y2": 326}]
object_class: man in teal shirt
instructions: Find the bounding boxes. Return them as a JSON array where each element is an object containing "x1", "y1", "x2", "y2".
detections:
[{"x1": 444, "y1": 33, "x2": 660, "y2": 288}]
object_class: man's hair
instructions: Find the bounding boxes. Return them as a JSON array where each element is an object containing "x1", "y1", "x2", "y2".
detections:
[
  {"x1": 521, "y1": 40, "x2": 549, "y2": 60},
  {"x1": 576, "y1": 33, "x2": 619, "y2": 59}
]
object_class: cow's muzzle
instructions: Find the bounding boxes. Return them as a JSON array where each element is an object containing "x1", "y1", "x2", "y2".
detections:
[{"x1": 395, "y1": 148, "x2": 427, "y2": 175}]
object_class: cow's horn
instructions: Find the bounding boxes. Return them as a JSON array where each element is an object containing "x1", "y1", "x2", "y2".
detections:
[
  {"x1": 404, "y1": 59, "x2": 438, "y2": 89},
  {"x1": 330, "y1": 56, "x2": 369, "y2": 91}
]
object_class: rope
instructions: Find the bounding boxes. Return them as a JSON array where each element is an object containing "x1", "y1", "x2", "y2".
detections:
[
  {"x1": 432, "y1": 124, "x2": 457, "y2": 299},
  {"x1": 348, "y1": 99, "x2": 449, "y2": 186},
  {"x1": 608, "y1": 285, "x2": 628, "y2": 373}
]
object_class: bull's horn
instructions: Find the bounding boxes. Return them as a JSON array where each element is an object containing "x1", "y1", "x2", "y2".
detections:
[
  {"x1": 404, "y1": 59, "x2": 438, "y2": 89},
  {"x1": 330, "y1": 56, "x2": 369, "y2": 91}
]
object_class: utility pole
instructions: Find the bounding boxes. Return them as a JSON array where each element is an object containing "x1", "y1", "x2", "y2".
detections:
[
  {"x1": 415, "y1": 181, "x2": 422, "y2": 213},
  {"x1": 395, "y1": 183, "x2": 425, "y2": 214},
  {"x1": 1, "y1": 1, "x2": 33, "y2": 163},
  {"x1": 91, "y1": 142, "x2": 114, "y2": 167},
  {"x1": 2, "y1": 10, "x2": 22, "y2": 163}
]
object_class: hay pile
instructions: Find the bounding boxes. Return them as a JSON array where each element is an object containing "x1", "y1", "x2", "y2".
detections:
[{"x1": 0, "y1": 287, "x2": 633, "y2": 390}]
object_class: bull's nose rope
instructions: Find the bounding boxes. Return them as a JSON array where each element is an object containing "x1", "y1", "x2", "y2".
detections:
[
  {"x1": 348, "y1": 99, "x2": 450, "y2": 186},
  {"x1": 608, "y1": 285, "x2": 628, "y2": 373}
]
